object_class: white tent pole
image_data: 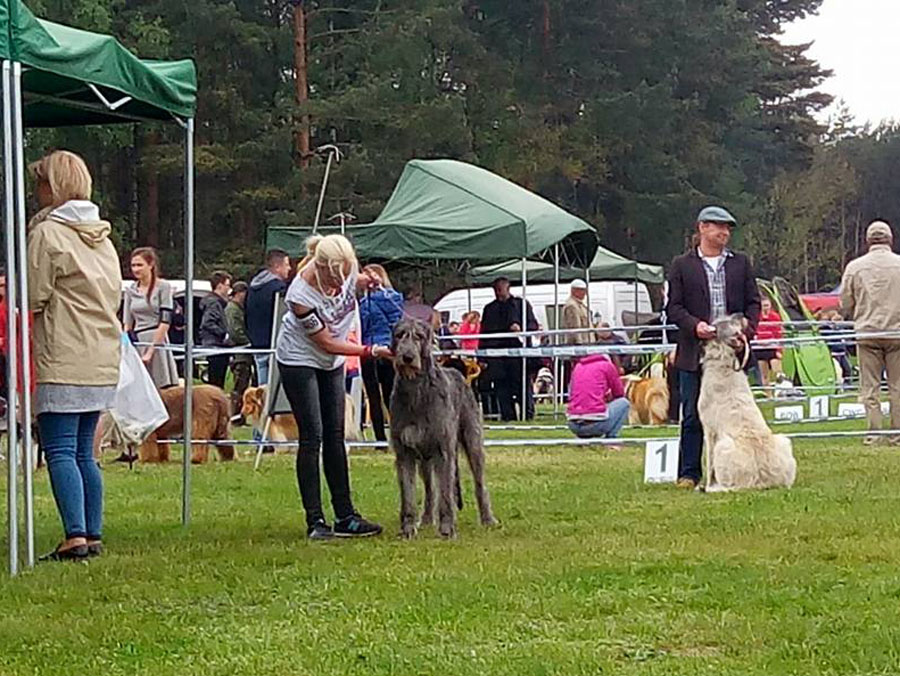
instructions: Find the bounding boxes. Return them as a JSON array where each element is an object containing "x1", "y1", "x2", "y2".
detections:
[
  {"x1": 521, "y1": 257, "x2": 527, "y2": 422},
  {"x1": 3, "y1": 60, "x2": 19, "y2": 576},
  {"x1": 312, "y1": 145, "x2": 341, "y2": 234},
  {"x1": 553, "y1": 244, "x2": 560, "y2": 416},
  {"x1": 182, "y1": 118, "x2": 195, "y2": 526},
  {"x1": 12, "y1": 62, "x2": 33, "y2": 567}
]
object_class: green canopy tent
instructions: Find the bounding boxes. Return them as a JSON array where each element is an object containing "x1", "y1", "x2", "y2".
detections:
[
  {"x1": 468, "y1": 245, "x2": 664, "y2": 285},
  {"x1": 2, "y1": 0, "x2": 197, "y2": 575},
  {"x1": 267, "y1": 159, "x2": 599, "y2": 267}
]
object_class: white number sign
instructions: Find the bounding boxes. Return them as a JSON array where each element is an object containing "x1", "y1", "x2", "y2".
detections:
[
  {"x1": 809, "y1": 395, "x2": 829, "y2": 420},
  {"x1": 644, "y1": 439, "x2": 678, "y2": 484},
  {"x1": 774, "y1": 406, "x2": 804, "y2": 422},
  {"x1": 882, "y1": 401, "x2": 891, "y2": 416},
  {"x1": 838, "y1": 403, "x2": 865, "y2": 418}
]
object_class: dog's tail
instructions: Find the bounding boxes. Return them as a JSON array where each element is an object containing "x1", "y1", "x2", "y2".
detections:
[
  {"x1": 646, "y1": 378, "x2": 670, "y2": 425},
  {"x1": 455, "y1": 471, "x2": 463, "y2": 510}
]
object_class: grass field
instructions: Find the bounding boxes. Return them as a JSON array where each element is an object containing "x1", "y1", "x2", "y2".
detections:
[{"x1": 2, "y1": 416, "x2": 900, "y2": 675}]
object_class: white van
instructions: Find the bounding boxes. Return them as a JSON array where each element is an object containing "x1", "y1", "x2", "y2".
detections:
[{"x1": 435, "y1": 281, "x2": 653, "y2": 329}]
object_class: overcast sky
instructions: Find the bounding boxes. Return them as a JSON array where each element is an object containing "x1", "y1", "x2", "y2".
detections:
[{"x1": 781, "y1": 0, "x2": 900, "y2": 126}]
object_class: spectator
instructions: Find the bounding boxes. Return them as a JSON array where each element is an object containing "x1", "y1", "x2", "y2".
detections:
[
  {"x1": 276, "y1": 234, "x2": 389, "y2": 539},
  {"x1": 403, "y1": 287, "x2": 440, "y2": 330},
  {"x1": 596, "y1": 321, "x2": 631, "y2": 373},
  {"x1": 437, "y1": 321, "x2": 459, "y2": 351},
  {"x1": 818, "y1": 309, "x2": 851, "y2": 387},
  {"x1": 0, "y1": 274, "x2": 35, "y2": 395},
  {"x1": 123, "y1": 247, "x2": 179, "y2": 389},
  {"x1": 26, "y1": 150, "x2": 122, "y2": 561},
  {"x1": 665, "y1": 205, "x2": 760, "y2": 489},
  {"x1": 246, "y1": 249, "x2": 291, "y2": 387},
  {"x1": 0, "y1": 269, "x2": 6, "y2": 303},
  {"x1": 225, "y1": 280, "x2": 252, "y2": 417},
  {"x1": 480, "y1": 276, "x2": 539, "y2": 421},
  {"x1": 754, "y1": 296, "x2": 783, "y2": 386},
  {"x1": 199, "y1": 270, "x2": 232, "y2": 388},
  {"x1": 459, "y1": 311, "x2": 481, "y2": 351},
  {"x1": 841, "y1": 220, "x2": 900, "y2": 444},
  {"x1": 359, "y1": 263, "x2": 404, "y2": 442},
  {"x1": 562, "y1": 279, "x2": 591, "y2": 345},
  {"x1": 566, "y1": 354, "x2": 630, "y2": 449}
]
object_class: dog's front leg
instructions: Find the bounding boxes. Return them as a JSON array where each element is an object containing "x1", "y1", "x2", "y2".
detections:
[
  {"x1": 418, "y1": 458, "x2": 435, "y2": 527},
  {"x1": 436, "y1": 449, "x2": 458, "y2": 539},
  {"x1": 704, "y1": 431, "x2": 716, "y2": 491},
  {"x1": 396, "y1": 452, "x2": 418, "y2": 539}
]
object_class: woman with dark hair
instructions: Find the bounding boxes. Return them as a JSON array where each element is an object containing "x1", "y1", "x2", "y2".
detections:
[
  {"x1": 359, "y1": 263, "x2": 404, "y2": 441},
  {"x1": 123, "y1": 247, "x2": 179, "y2": 389}
]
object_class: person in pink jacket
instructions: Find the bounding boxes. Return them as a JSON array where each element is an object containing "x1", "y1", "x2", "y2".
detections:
[{"x1": 567, "y1": 354, "x2": 630, "y2": 445}]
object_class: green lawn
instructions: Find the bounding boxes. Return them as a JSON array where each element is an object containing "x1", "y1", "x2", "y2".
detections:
[{"x1": 2, "y1": 429, "x2": 900, "y2": 675}]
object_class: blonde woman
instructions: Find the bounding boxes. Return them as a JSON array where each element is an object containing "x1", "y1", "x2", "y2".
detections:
[
  {"x1": 123, "y1": 247, "x2": 179, "y2": 388},
  {"x1": 276, "y1": 234, "x2": 390, "y2": 539},
  {"x1": 27, "y1": 150, "x2": 122, "y2": 561}
]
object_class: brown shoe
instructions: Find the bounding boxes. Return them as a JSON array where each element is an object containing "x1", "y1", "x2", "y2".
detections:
[
  {"x1": 863, "y1": 435, "x2": 882, "y2": 446},
  {"x1": 675, "y1": 477, "x2": 697, "y2": 490}
]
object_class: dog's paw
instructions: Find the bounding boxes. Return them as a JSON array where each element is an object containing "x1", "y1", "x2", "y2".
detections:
[
  {"x1": 481, "y1": 515, "x2": 500, "y2": 528},
  {"x1": 418, "y1": 513, "x2": 434, "y2": 527},
  {"x1": 439, "y1": 522, "x2": 458, "y2": 539},
  {"x1": 400, "y1": 523, "x2": 418, "y2": 539}
]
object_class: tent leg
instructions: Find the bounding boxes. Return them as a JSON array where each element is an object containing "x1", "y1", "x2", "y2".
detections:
[
  {"x1": 3, "y1": 60, "x2": 19, "y2": 577},
  {"x1": 521, "y1": 257, "x2": 528, "y2": 422},
  {"x1": 553, "y1": 244, "x2": 560, "y2": 417},
  {"x1": 12, "y1": 62, "x2": 33, "y2": 568},
  {"x1": 182, "y1": 118, "x2": 195, "y2": 526},
  {"x1": 312, "y1": 147, "x2": 337, "y2": 234}
]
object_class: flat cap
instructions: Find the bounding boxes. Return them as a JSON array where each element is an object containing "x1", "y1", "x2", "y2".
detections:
[
  {"x1": 696, "y1": 205, "x2": 737, "y2": 225},
  {"x1": 570, "y1": 279, "x2": 587, "y2": 290}
]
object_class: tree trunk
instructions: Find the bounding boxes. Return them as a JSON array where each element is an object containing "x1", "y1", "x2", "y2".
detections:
[
  {"x1": 541, "y1": 0, "x2": 551, "y2": 77},
  {"x1": 293, "y1": 2, "x2": 311, "y2": 170}
]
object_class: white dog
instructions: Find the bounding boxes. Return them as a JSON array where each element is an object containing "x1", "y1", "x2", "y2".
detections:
[{"x1": 698, "y1": 315, "x2": 797, "y2": 491}]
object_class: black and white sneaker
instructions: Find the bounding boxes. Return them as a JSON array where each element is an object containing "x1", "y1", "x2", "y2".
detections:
[
  {"x1": 333, "y1": 514, "x2": 383, "y2": 538},
  {"x1": 307, "y1": 520, "x2": 335, "y2": 540}
]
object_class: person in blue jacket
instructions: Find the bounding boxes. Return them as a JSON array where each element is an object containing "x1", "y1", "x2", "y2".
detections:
[{"x1": 358, "y1": 264, "x2": 404, "y2": 441}]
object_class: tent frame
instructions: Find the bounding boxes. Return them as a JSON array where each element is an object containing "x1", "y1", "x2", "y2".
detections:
[{"x1": 3, "y1": 61, "x2": 196, "y2": 576}]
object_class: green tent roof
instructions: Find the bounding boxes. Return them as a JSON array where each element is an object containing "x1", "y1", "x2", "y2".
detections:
[
  {"x1": 1, "y1": 0, "x2": 196, "y2": 125},
  {"x1": 469, "y1": 245, "x2": 665, "y2": 285},
  {"x1": 267, "y1": 159, "x2": 598, "y2": 266}
]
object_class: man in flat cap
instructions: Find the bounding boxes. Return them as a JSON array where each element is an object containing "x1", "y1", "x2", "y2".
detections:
[
  {"x1": 665, "y1": 206, "x2": 761, "y2": 489},
  {"x1": 841, "y1": 220, "x2": 900, "y2": 444}
]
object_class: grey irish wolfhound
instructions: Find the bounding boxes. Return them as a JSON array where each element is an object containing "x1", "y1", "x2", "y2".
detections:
[{"x1": 389, "y1": 318, "x2": 497, "y2": 538}]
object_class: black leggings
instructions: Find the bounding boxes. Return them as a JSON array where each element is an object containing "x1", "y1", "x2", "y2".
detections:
[
  {"x1": 279, "y1": 363, "x2": 355, "y2": 527},
  {"x1": 361, "y1": 357, "x2": 395, "y2": 441}
]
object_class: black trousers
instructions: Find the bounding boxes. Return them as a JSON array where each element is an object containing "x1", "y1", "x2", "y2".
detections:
[
  {"x1": 279, "y1": 363, "x2": 355, "y2": 527},
  {"x1": 361, "y1": 357, "x2": 395, "y2": 442},
  {"x1": 488, "y1": 358, "x2": 535, "y2": 421},
  {"x1": 206, "y1": 354, "x2": 230, "y2": 389}
]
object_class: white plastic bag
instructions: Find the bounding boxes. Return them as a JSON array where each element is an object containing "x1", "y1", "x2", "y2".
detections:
[{"x1": 108, "y1": 334, "x2": 170, "y2": 444}]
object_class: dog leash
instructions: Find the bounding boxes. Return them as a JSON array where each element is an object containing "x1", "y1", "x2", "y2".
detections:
[{"x1": 734, "y1": 334, "x2": 751, "y2": 372}]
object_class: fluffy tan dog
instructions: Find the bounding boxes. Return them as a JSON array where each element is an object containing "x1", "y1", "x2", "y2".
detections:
[
  {"x1": 698, "y1": 315, "x2": 796, "y2": 491},
  {"x1": 241, "y1": 385, "x2": 361, "y2": 445},
  {"x1": 141, "y1": 385, "x2": 233, "y2": 464}
]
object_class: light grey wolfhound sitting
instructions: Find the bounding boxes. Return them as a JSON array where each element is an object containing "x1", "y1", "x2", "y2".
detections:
[
  {"x1": 389, "y1": 318, "x2": 497, "y2": 538},
  {"x1": 698, "y1": 314, "x2": 797, "y2": 492}
]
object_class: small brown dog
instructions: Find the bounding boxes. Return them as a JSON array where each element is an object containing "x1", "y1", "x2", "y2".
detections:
[
  {"x1": 624, "y1": 373, "x2": 669, "y2": 426},
  {"x1": 242, "y1": 385, "x2": 361, "y2": 444},
  {"x1": 141, "y1": 385, "x2": 233, "y2": 464}
]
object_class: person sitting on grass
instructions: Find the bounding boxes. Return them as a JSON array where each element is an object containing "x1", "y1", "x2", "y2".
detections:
[{"x1": 566, "y1": 353, "x2": 630, "y2": 450}]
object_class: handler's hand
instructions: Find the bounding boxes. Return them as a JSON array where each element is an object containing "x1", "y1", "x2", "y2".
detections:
[
  {"x1": 141, "y1": 348, "x2": 155, "y2": 365},
  {"x1": 373, "y1": 345, "x2": 393, "y2": 359},
  {"x1": 695, "y1": 322, "x2": 716, "y2": 340},
  {"x1": 510, "y1": 322, "x2": 522, "y2": 332}
]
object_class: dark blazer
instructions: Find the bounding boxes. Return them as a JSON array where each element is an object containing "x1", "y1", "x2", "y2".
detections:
[{"x1": 665, "y1": 249, "x2": 761, "y2": 372}]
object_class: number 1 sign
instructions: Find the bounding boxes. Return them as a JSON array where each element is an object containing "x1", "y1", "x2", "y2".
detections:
[{"x1": 644, "y1": 439, "x2": 679, "y2": 483}]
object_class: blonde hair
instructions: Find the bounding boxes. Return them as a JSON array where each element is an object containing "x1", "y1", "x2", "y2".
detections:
[
  {"x1": 363, "y1": 263, "x2": 392, "y2": 288},
  {"x1": 28, "y1": 150, "x2": 93, "y2": 206},
  {"x1": 299, "y1": 234, "x2": 358, "y2": 286}
]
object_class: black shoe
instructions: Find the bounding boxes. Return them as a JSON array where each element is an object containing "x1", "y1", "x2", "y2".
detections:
[
  {"x1": 307, "y1": 520, "x2": 335, "y2": 540},
  {"x1": 86, "y1": 541, "x2": 103, "y2": 557},
  {"x1": 333, "y1": 513, "x2": 383, "y2": 538},
  {"x1": 262, "y1": 445, "x2": 275, "y2": 455},
  {"x1": 112, "y1": 452, "x2": 137, "y2": 464},
  {"x1": 39, "y1": 544, "x2": 89, "y2": 562}
]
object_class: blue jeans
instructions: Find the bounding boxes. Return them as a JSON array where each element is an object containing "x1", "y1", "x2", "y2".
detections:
[
  {"x1": 568, "y1": 397, "x2": 631, "y2": 439},
  {"x1": 677, "y1": 369, "x2": 703, "y2": 482},
  {"x1": 253, "y1": 354, "x2": 272, "y2": 443},
  {"x1": 38, "y1": 412, "x2": 103, "y2": 540}
]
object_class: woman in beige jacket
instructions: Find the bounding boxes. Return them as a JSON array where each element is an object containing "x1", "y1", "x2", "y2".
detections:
[{"x1": 27, "y1": 151, "x2": 122, "y2": 561}]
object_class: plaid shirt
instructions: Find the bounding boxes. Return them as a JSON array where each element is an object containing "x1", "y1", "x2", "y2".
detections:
[{"x1": 699, "y1": 250, "x2": 731, "y2": 321}]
